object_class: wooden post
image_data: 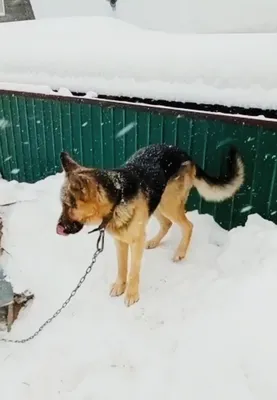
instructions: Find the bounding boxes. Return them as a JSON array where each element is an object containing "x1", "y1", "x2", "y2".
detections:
[{"x1": 7, "y1": 303, "x2": 13, "y2": 332}]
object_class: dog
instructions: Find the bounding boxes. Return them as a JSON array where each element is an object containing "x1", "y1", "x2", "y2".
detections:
[{"x1": 56, "y1": 143, "x2": 244, "y2": 307}]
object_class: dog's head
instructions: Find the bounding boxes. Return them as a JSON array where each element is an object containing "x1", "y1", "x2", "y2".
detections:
[{"x1": 56, "y1": 152, "x2": 111, "y2": 236}]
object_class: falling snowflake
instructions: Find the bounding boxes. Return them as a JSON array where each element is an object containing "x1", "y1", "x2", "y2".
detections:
[
  {"x1": 240, "y1": 205, "x2": 253, "y2": 213},
  {"x1": 116, "y1": 122, "x2": 137, "y2": 139},
  {"x1": 0, "y1": 119, "x2": 10, "y2": 130}
]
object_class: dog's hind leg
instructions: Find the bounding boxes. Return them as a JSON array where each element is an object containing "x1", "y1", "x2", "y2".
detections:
[
  {"x1": 159, "y1": 178, "x2": 193, "y2": 262},
  {"x1": 110, "y1": 239, "x2": 128, "y2": 297},
  {"x1": 171, "y1": 208, "x2": 193, "y2": 262},
  {"x1": 146, "y1": 209, "x2": 172, "y2": 249}
]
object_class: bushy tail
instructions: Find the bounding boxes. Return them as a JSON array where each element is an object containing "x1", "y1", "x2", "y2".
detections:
[{"x1": 193, "y1": 147, "x2": 244, "y2": 202}]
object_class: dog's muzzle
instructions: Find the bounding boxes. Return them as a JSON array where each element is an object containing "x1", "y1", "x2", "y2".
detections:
[{"x1": 56, "y1": 219, "x2": 84, "y2": 236}]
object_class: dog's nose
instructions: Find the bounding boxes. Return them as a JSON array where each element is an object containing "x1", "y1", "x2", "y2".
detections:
[{"x1": 56, "y1": 224, "x2": 68, "y2": 236}]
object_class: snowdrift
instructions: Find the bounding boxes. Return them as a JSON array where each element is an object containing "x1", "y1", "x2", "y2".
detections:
[
  {"x1": 0, "y1": 17, "x2": 277, "y2": 110},
  {"x1": 31, "y1": 0, "x2": 277, "y2": 35}
]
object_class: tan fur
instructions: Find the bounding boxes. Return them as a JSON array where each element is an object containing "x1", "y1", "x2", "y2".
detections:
[
  {"x1": 59, "y1": 155, "x2": 241, "y2": 307},
  {"x1": 146, "y1": 161, "x2": 195, "y2": 261},
  {"x1": 62, "y1": 170, "x2": 114, "y2": 226},
  {"x1": 106, "y1": 195, "x2": 148, "y2": 306},
  {"x1": 193, "y1": 155, "x2": 244, "y2": 201},
  {"x1": 66, "y1": 170, "x2": 149, "y2": 306},
  {"x1": 110, "y1": 240, "x2": 128, "y2": 297}
]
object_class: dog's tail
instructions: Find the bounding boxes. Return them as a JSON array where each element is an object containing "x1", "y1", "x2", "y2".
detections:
[{"x1": 192, "y1": 146, "x2": 244, "y2": 202}]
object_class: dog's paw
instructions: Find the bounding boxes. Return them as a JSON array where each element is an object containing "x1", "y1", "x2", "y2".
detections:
[
  {"x1": 124, "y1": 289, "x2": 140, "y2": 307},
  {"x1": 145, "y1": 238, "x2": 159, "y2": 249},
  {"x1": 110, "y1": 281, "x2": 126, "y2": 297},
  {"x1": 172, "y1": 250, "x2": 186, "y2": 262}
]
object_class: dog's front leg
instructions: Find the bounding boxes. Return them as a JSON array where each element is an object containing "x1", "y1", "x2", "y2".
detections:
[
  {"x1": 110, "y1": 239, "x2": 128, "y2": 297},
  {"x1": 125, "y1": 233, "x2": 145, "y2": 307}
]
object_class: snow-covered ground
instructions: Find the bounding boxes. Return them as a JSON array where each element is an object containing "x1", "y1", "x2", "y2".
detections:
[
  {"x1": 30, "y1": 0, "x2": 277, "y2": 34},
  {"x1": 1, "y1": 16, "x2": 277, "y2": 109},
  {"x1": 1, "y1": 173, "x2": 277, "y2": 399}
]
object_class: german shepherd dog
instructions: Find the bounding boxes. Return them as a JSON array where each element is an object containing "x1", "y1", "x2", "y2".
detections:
[{"x1": 56, "y1": 144, "x2": 244, "y2": 307}]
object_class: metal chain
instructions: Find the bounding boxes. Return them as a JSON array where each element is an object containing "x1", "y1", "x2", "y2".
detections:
[{"x1": 0, "y1": 229, "x2": 105, "y2": 344}]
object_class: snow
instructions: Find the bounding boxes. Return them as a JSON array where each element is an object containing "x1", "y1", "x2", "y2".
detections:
[
  {"x1": 1, "y1": 173, "x2": 277, "y2": 399},
  {"x1": 30, "y1": 0, "x2": 277, "y2": 34},
  {"x1": 0, "y1": 118, "x2": 10, "y2": 129},
  {"x1": 115, "y1": 0, "x2": 277, "y2": 34},
  {"x1": 1, "y1": 17, "x2": 277, "y2": 110},
  {"x1": 116, "y1": 122, "x2": 137, "y2": 138},
  {"x1": 0, "y1": 82, "x2": 56, "y2": 95}
]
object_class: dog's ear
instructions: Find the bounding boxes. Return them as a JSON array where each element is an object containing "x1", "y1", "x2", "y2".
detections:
[{"x1": 60, "y1": 152, "x2": 80, "y2": 173}]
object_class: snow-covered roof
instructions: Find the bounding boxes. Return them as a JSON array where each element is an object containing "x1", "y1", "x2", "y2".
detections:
[{"x1": 0, "y1": 16, "x2": 277, "y2": 110}]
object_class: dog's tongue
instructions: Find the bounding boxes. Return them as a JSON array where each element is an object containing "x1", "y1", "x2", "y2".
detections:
[{"x1": 56, "y1": 224, "x2": 68, "y2": 236}]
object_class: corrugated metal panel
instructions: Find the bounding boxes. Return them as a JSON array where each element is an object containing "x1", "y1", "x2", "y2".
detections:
[{"x1": 0, "y1": 91, "x2": 277, "y2": 230}]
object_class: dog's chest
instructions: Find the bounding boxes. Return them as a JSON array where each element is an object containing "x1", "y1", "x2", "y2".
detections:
[{"x1": 106, "y1": 201, "x2": 147, "y2": 244}]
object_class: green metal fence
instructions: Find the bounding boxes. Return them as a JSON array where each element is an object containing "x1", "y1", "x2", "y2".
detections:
[{"x1": 0, "y1": 90, "x2": 276, "y2": 230}]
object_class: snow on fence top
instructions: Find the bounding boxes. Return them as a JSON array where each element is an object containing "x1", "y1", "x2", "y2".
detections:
[{"x1": 0, "y1": 16, "x2": 277, "y2": 110}]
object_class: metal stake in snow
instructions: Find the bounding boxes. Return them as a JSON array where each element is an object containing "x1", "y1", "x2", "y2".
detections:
[
  {"x1": 0, "y1": 229, "x2": 105, "y2": 344},
  {"x1": 0, "y1": 268, "x2": 14, "y2": 332}
]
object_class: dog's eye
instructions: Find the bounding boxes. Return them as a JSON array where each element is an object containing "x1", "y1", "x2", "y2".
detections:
[
  {"x1": 62, "y1": 194, "x2": 76, "y2": 209},
  {"x1": 69, "y1": 194, "x2": 77, "y2": 208}
]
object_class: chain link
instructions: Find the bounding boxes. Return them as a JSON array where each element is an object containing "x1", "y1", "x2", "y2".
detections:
[{"x1": 0, "y1": 229, "x2": 105, "y2": 344}]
